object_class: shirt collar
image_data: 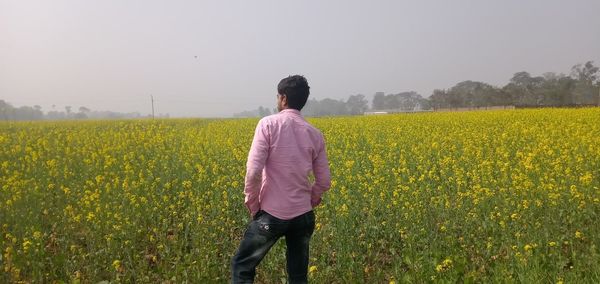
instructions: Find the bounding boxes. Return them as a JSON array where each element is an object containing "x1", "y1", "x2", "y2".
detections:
[{"x1": 280, "y1": 108, "x2": 302, "y2": 116}]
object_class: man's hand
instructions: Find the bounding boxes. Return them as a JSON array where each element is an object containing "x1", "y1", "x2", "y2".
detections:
[{"x1": 311, "y1": 196, "x2": 322, "y2": 208}]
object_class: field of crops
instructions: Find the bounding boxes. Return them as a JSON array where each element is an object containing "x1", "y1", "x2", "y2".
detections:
[{"x1": 1, "y1": 108, "x2": 599, "y2": 283}]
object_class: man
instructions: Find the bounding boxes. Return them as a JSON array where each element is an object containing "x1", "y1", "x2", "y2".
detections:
[{"x1": 231, "y1": 75, "x2": 331, "y2": 284}]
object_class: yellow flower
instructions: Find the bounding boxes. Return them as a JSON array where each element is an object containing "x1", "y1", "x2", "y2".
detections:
[
  {"x1": 22, "y1": 239, "x2": 32, "y2": 252},
  {"x1": 442, "y1": 258, "x2": 453, "y2": 267},
  {"x1": 436, "y1": 258, "x2": 453, "y2": 272},
  {"x1": 86, "y1": 212, "x2": 95, "y2": 221},
  {"x1": 309, "y1": 265, "x2": 317, "y2": 274},
  {"x1": 112, "y1": 260, "x2": 122, "y2": 271}
]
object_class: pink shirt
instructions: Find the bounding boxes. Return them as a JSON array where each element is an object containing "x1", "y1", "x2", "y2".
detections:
[{"x1": 244, "y1": 109, "x2": 331, "y2": 220}]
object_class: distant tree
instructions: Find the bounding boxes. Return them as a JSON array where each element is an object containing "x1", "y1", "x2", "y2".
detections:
[
  {"x1": 346, "y1": 94, "x2": 368, "y2": 115},
  {"x1": 393, "y1": 91, "x2": 426, "y2": 111},
  {"x1": 71, "y1": 106, "x2": 91, "y2": 119},
  {"x1": 0, "y1": 100, "x2": 11, "y2": 120},
  {"x1": 431, "y1": 81, "x2": 507, "y2": 109},
  {"x1": 46, "y1": 111, "x2": 66, "y2": 120},
  {"x1": 301, "y1": 98, "x2": 320, "y2": 116},
  {"x1": 571, "y1": 61, "x2": 599, "y2": 83},
  {"x1": 0, "y1": 100, "x2": 44, "y2": 120},
  {"x1": 302, "y1": 98, "x2": 349, "y2": 116},
  {"x1": 257, "y1": 106, "x2": 271, "y2": 117},
  {"x1": 597, "y1": 81, "x2": 600, "y2": 106},
  {"x1": 73, "y1": 112, "x2": 87, "y2": 119},
  {"x1": 372, "y1": 92, "x2": 386, "y2": 110},
  {"x1": 504, "y1": 72, "x2": 544, "y2": 106},
  {"x1": 383, "y1": 94, "x2": 400, "y2": 109},
  {"x1": 233, "y1": 106, "x2": 272, "y2": 118},
  {"x1": 419, "y1": 98, "x2": 432, "y2": 110},
  {"x1": 571, "y1": 61, "x2": 599, "y2": 105},
  {"x1": 535, "y1": 73, "x2": 576, "y2": 106},
  {"x1": 233, "y1": 109, "x2": 258, "y2": 118},
  {"x1": 428, "y1": 89, "x2": 448, "y2": 110},
  {"x1": 16, "y1": 106, "x2": 43, "y2": 120},
  {"x1": 317, "y1": 98, "x2": 348, "y2": 116}
]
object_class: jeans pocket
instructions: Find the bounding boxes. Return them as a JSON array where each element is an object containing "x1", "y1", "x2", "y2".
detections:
[{"x1": 256, "y1": 212, "x2": 287, "y2": 237}]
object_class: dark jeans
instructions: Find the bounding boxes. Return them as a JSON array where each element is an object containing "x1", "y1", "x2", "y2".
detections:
[{"x1": 231, "y1": 210, "x2": 316, "y2": 284}]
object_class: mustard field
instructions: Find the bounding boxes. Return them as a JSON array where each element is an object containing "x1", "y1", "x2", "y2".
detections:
[{"x1": 1, "y1": 108, "x2": 599, "y2": 283}]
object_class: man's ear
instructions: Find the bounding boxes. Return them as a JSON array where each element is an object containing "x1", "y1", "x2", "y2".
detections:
[{"x1": 282, "y1": 95, "x2": 288, "y2": 107}]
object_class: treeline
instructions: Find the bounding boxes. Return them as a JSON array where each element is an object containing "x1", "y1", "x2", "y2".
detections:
[
  {"x1": 237, "y1": 60, "x2": 600, "y2": 117},
  {"x1": 233, "y1": 106, "x2": 278, "y2": 118},
  {"x1": 0, "y1": 101, "x2": 165, "y2": 121},
  {"x1": 431, "y1": 61, "x2": 599, "y2": 109},
  {"x1": 233, "y1": 94, "x2": 371, "y2": 118},
  {"x1": 303, "y1": 94, "x2": 370, "y2": 116}
]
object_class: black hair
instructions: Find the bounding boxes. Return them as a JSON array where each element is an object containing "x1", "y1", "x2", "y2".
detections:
[{"x1": 277, "y1": 75, "x2": 310, "y2": 110}]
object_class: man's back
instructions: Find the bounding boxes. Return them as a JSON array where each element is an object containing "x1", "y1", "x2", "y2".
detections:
[{"x1": 244, "y1": 108, "x2": 331, "y2": 220}]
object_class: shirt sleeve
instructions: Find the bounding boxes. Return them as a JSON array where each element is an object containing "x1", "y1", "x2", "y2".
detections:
[
  {"x1": 311, "y1": 133, "x2": 331, "y2": 206},
  {"x1": 244, "y1": 119, "x2": 270, "y2": 216}
]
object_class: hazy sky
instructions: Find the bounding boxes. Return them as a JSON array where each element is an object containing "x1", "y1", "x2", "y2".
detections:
[{"x1": 1, "y1": 0, "x2": 599, "y2": 117}]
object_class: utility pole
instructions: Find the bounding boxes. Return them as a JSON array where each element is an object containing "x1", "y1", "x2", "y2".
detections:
[{"x1": 151, "y1": 95, "x2": 155, "y2": 119}]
